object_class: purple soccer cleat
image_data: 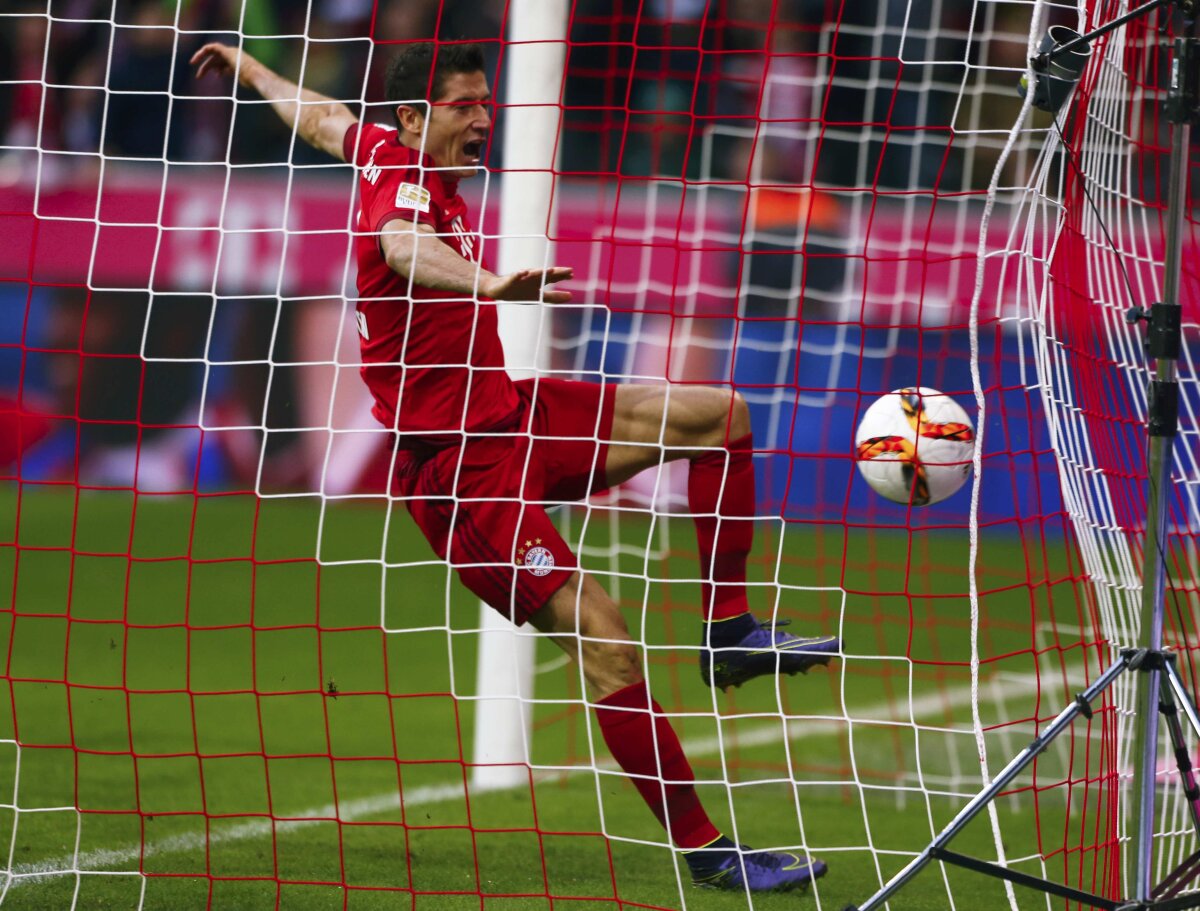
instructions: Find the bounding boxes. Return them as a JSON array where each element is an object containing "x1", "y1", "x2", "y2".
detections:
[
  {"x1": 686, "y1": 842, "x2": 828, "y2": 892},
  {"x1": 701, "y1": 618, "x2": 840, "y2": 690}
]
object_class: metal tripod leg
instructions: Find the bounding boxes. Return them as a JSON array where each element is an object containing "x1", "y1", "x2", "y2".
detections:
[
  {"x1": 844, "y1": 656, "x2": 1130, "y2": 911},
  {"x1": 1153, "y1": 657, "x2": 1200, "y2": 901},
  {"x1": 1163, "y1": 658, "x2": 1200, "y2": 744},
  {"x1": 1162, "y1": 658, "x2": 1200, "y2": 836}
]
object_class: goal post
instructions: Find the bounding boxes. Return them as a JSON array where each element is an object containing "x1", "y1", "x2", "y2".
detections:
[{"x1": 472, "y1": 0, "x2": 569, "y2": 791}]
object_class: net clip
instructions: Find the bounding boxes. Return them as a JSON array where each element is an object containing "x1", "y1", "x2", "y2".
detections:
[{"x1": 1125, "y1": 302, "x2": 1182, "y2": 360}]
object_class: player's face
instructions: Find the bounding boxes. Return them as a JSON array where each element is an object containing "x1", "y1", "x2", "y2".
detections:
[{"x1": 425, "y1": 71, "x2": 492, "y2": 179}]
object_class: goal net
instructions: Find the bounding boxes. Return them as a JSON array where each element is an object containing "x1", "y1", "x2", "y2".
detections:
[{"x1": 0, "y1": 0, "x2": 1196, "y2": 908}]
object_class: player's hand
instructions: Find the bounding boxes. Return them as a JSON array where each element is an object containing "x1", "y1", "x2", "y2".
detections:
[
  {"x1": 486, "y1": 267, "x2": 574, "y2": 303},
  {"x1": 190, "y1": 43, "x2": 254, "y2": 83}
]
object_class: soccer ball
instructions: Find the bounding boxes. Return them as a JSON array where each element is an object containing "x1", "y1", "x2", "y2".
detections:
[{"x1": 854, "y1": 387, "x2": 975, "y2": 506}]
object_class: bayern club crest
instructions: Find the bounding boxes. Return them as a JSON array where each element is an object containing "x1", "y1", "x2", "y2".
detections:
[{"x1": 517, "y1": 539, "x2": 555, "y2": 577}]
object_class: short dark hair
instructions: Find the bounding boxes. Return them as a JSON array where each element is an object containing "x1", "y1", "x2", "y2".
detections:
[{"x1": 385, "y1": 42, "x2": 486, "y2": 126}]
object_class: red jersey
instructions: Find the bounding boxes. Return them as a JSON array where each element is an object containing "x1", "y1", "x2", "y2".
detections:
[{"x1": 343, "y1": 121, "x2": 519, "y2": 442}]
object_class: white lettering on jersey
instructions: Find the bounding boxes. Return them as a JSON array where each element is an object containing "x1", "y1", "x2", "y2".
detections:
[
  {"x1": 395, "y1": 182, "x2": 431, "y2": 213},
  {"x1": 362, "y1": 138, "x2": 388, "y2": 185},
  {"x1": 450, "y1": 215, "x2": 477, "y2": 262},
  {"x1": 356, "y1": 310, "x2": 370, "y2": 341}
]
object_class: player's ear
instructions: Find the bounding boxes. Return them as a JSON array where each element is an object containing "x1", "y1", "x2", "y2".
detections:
[{"x1": 396, "y1": 103, "x2": 425, "y2": 137}]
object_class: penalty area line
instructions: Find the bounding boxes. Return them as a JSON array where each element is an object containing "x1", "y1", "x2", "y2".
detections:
[{"x1": 6, "y1": 673, "x2": 1042, "y2": 886}]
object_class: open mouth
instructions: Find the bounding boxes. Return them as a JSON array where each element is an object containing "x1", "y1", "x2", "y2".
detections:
[{"x1": 462, "y1": 139, "x2": 485, "y2": 164}]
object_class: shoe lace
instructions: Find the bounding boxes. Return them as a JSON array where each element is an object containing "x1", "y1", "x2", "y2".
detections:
[
  {"x1": 741, "y1": 848, "x2": 785, "y2": 872},
  {"x1": 754, "y1": 619, "x2": 797, "y2": 646},
  {"x1": 757, "y1": 618, "x2": 792, "y2": 632}
]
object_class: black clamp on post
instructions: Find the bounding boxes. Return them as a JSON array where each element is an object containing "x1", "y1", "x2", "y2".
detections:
[
  {"x1": 1126, "y1": 303, "x2": 1182, "y2": 437},
  {"x1": 1122, "y1": 646, "x2": 1173, "y2": 673},
  {"x1": 1020, "y1": 26, "x2": 1094, "y2": 112},
  {"x1": 1125, "y1": 302, "x2": 1183, "y2": 360},
  {"x1": 1148, "y1": 381, "x2": 1181, "y2": 438},
  {"x1": 1165, "y1": 21, "x2": 1200, "y2": 126}
]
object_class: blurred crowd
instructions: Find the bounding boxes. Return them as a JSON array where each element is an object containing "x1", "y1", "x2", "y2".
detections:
[
  {"x1": 0, "y1": 0, "x2": 1008, "y2": 182},
  {"x1": 1, "y1": 0, "x2": 1028, "y2": 492},
  {"x1": 1, "y1": 0, "x2": 503, "y2": 171}
]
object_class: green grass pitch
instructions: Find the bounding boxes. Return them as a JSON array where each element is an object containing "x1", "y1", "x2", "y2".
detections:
[{"x1": 0, "y1": 482, "x2": 1114, "y2": 909}]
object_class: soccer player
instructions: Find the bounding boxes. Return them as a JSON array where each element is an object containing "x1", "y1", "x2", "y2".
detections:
[{"x1": 192, "y1": 39, "x2": 839, "y2": 892}]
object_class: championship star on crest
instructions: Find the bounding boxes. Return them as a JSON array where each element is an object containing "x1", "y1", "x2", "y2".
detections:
[{"x1": 517, "y1": 538, "x2": 544, "y2": 561}]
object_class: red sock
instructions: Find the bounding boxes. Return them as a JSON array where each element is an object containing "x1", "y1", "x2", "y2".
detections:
[
  {"x1": 688, "y1": 433, "x2": 755, "y2": 621},
  {"x1": 594, "y1": 681, "x2": 721, "y2": 849}
]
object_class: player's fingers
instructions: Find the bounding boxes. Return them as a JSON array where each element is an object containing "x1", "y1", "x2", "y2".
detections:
[
  {"x1": 192, "y1": 44, "x2": 220, "y2": 64},
  {"x1": 193, "y1": 51, "x2": 225, "y2": 78},
  {"x1": 543, "y1": 267, "x2": 573, "y2": 284},
  {"x1": 542, "y1": 289, "x2": 572, "y2": 304},
  {"x1": 198, "y1": 46, "x2": 237, "y2": 78}
]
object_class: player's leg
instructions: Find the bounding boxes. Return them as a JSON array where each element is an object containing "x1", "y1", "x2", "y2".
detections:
[
  {"x1": 606, "y1": 384, "x2": 840, "y2": 690},
  {"x1": 411, "y1": 401, "x2": 826, "y2": 888},
  {"x1": 527, "y1": 572, "x2": 719, "y2": 848},
  {"x1": 519, "y1": 378, "x2": 757, "y2": 631},
  {"x1": 522, "y1": 379, "x2": 768, "y2": 657},
  {"x1": 606, "y1": 384, "x2": 753, "y2": 621},
  {"x1": 527, "y1": 572, "x2": 826, "y2": 892},
  {"x1": 417, "y1": 462, "x2": 725, "y2": 851}
]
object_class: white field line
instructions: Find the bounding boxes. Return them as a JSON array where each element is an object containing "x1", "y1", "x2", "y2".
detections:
[{"x1": 5, "y1": 673, "x2": 1046, "y2": 885}]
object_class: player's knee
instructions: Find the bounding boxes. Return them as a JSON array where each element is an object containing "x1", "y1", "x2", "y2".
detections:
[
  {"x1": 729, "y1": 390, "x2": 751, "y2": 441},
  {"x1": 699, "y1": 388, "x2": 750, "y2": 448}
]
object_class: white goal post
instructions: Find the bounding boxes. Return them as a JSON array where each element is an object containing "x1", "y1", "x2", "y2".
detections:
[{"x1": 472, "y1": 0, "x2": 569, "y2": 791}]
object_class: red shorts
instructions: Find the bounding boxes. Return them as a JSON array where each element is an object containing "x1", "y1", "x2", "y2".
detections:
[{"x1": 391, "y1": 378, "x2": 617, "y2": 625}]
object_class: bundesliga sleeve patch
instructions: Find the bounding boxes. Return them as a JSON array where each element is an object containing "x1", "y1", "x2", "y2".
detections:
[{"x1": 394, "y1": 182, "x2": 431, "y2": 213}]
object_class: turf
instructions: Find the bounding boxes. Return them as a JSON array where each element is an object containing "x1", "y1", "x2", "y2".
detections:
[{"x1": 0, "y1": 483, "x2": 1114, "y2": 909}]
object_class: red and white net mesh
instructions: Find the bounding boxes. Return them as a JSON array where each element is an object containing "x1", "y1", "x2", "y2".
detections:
[{"x1": 0, "y1": 0, "x2": 1197, "y2": 908}]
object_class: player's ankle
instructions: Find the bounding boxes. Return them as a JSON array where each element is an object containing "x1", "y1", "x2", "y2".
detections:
[
  {"x1": 703, "y1": 612, "x2": 756, "y2": 647},
  {"x1": 682, "y1": 834, "x2": 737, "y2": 874}
]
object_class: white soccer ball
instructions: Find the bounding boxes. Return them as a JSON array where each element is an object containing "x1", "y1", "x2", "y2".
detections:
[{"x1": 854, "y1": 387, "x2": 975, "y2": 506}]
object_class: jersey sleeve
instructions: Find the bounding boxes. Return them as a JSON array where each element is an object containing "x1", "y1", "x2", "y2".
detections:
[{"x1": 343, "y1": 120, "x2": 384, "y2": 167}]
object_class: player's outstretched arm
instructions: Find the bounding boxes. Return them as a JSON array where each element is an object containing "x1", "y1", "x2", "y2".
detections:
[
  {"x1": 381, "y1": 221, "x2": 573, "y2": 303},
  {"x1": 191, "y1": 42, "x2": 356, "y2": 163}
]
